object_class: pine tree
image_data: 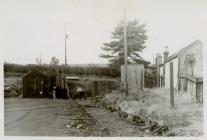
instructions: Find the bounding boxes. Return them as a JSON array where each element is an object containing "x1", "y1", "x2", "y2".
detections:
[{"x1": 99, "y1": 20, "x2": 147, "y2": 68}]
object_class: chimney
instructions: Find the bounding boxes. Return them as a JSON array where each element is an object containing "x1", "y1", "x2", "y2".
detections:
[
  {"x1": 163, "y1": 46, "x2": 169, "y2": 62},
  {"x1": 155, "y1": 53, "x2": 162, "y2": 66}
]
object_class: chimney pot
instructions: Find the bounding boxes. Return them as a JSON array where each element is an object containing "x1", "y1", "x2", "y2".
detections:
[{"x1": 163, "y1": 46, "x2": 169, "y2": 62}]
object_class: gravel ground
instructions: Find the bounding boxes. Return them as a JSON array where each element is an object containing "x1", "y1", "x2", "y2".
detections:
[{"x1": 4, "y1": 98, "x2": 149, "y2": 136}]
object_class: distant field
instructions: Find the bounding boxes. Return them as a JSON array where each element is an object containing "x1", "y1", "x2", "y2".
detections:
[{"x1": 4, "y1": 72, "x2": 26, "y2": 78}]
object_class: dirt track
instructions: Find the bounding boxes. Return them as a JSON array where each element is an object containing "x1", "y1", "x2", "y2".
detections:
[{"x1": 4, "y1": 98, "x2": 149, "y2": 136}]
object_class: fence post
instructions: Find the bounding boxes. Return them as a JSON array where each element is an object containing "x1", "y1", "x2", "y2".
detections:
[
  {"x1": 52, "y1": 87, "x2": 56, "y2": 99},
  {"x1": 141, "y1": 70, "x2": 143, "y2": 90},
  {"x1": 170, "y1": 62, "x2": 174, "y2": 108},
  {"x1": 141, "y1": 70, "x2": 144, "y2": 103}
]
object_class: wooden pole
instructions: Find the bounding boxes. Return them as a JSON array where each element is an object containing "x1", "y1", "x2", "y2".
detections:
[
  {"x1": 170, "y1": 62, "x2": 174, "y2": 108},
  {"x1": 135, "y1": 70, "x2": 139, "y2": 94},
  {"x1": 141, "y1": 70, "x2": 143, "y2": 90},
  {"x1": 124, "y1": 9, "x2": 128, "y2": 96},
  {"x1": 141, "y1": 69, "x2": 144, "y2": 103},
  {"x1": 64, "y1": 22, "x2": 67, "y2": 66},
  {"x1": 64, "y1": 23, "x2": 69, "y2": 99},
  {"x1": 153, "y1": 53, "x2": 154, "y2": 66}
]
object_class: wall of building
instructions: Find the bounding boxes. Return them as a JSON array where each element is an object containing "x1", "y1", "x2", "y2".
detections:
[
  {"x1": 178, "y1": 41, "x2": 203, "y2": 78},
  {"x1": 159, "y1": 66, "x2": 163, "y2": 77},
  {"x1": 161, "y1": 41, "x2": 203, "y2": 103},
  {"x1": 23, "y1": 76, "x2": 49, "y2": 98},
  {"x1": 165, "y1": 58, "x2": 178, "y2": 89},
  {"x1": 178, "y1": 41, "x2": 203, "y2": 103},
  {"x1": 196, "y1": 82, "x2": 203, "y2": 103}
]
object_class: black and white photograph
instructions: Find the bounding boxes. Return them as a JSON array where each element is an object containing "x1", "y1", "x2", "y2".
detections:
[{"x1": 0, "y1": 0, "x2": 206, "y2": 138}]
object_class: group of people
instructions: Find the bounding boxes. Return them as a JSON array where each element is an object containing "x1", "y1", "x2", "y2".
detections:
[{"x1": 50, "y1": 71, "x2": 69, "y2": 99}]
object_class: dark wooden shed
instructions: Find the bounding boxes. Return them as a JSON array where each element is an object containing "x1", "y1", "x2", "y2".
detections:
[{"x1": 23, "y1": 70, "x2": 49, "y2": 98}]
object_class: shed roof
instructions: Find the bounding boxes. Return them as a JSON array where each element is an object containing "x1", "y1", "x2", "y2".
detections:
[
  {"x1": 66, "y1": 76, "x2": 80, "y2": 80},
  {"x1": 165, "y1": 40, "x2": 202, "y2": 63},
  {"x1": 133, "y1": 58, "x2": 150, "y2": 65},
  {"x1": 23, "y1": 70, "x2": 48, "y2": 79}
]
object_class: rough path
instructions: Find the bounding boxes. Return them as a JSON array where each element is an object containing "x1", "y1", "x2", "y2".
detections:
[
  {"x1": 76, "y1": 99, "x2": 149, "y2": 137},
  {"x1": 5, "y1": 99, "x2": 75, "y2": 136},
  {"x1": 5, "y1": 98, "x2": 148, "y2": 136}
]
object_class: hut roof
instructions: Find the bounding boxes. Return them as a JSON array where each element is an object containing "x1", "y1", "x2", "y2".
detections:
[
  {"x1": 23, "y1": 70, "x2": 48, "y2": 79},
  {"x1": 133, "y1": 58, "x2": 150, "y2": 65}
]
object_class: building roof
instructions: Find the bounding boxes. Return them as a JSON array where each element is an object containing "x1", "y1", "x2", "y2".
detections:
[
  {"x1": 134, "y1": 59, "x2": 150, "y2": 65},
  {"x1": 23, "y1": 70, "x2": 48, "y2": 79},
  {"x1": 165, "y1": 40, "x2": 202, "y2": 63},
  {"x1": 66, "y1": 76, "x2": 80, "y2": 80}
]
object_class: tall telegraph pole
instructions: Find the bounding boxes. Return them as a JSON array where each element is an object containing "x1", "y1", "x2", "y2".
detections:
[
  {"x1": 64, "y1": 22, "x2": 68, "y2": 66},
  {"x1": 124, "y1": 9, "x2": 128, "y2": 96}
]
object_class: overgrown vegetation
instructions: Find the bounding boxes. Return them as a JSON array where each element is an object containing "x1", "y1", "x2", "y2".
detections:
[
  {"x1": 4, "y1": 77, "x2": 22, "y2": 98},
  {"x1": 96, "y1": 88, "x2": 203, "y2": 136}
]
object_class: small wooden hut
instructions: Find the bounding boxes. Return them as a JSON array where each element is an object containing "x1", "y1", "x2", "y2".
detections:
[
  {"x1": 23, "y1": 70, "x2": 49, "y2": 98},
  {"x1": 121, "y1": 64, "x2": 145, "y2": 93}
]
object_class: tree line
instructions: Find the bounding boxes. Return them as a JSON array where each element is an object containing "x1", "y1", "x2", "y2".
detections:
[{"x1": 4, "y1": 63, "x2": 120, "y2": 77}]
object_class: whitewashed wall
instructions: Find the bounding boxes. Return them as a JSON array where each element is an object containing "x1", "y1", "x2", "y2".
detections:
[{"x1": 159, "y1": 66, "x2": 163, "y2": 77}]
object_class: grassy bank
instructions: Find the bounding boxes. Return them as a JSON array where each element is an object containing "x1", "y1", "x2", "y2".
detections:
[{"x1": 98, "y1": 88, "x2": 203, "y2": 136}]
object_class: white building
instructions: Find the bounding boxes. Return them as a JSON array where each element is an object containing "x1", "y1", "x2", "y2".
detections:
[{"x1": 159, "y1": 40, "x2": 203, "y2": 102}]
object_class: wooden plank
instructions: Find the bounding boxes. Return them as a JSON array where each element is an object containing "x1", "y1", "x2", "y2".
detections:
[
  {"x1": 123, "y1": 9, "x2": 128, "y2": 96},
  {"x1": 179, "y1": 73, "x2": 197, "y2": 82},
  {"x1": 141, "y1": 70, "x2": 143, "y2": 90},
  {"x1": 196, "y1": 77, "x2": 203, "y2": 83},
  {"x1": 178, "y1": 57, "x2": 180, "y2": 90},
  {"x1": 141, "y1": 70, "x2": 144, "y2": 103}
]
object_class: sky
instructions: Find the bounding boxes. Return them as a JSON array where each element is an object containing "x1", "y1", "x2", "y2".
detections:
[{"x1": 0, "y1": 0, "x2": 206, "y2": 65}]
